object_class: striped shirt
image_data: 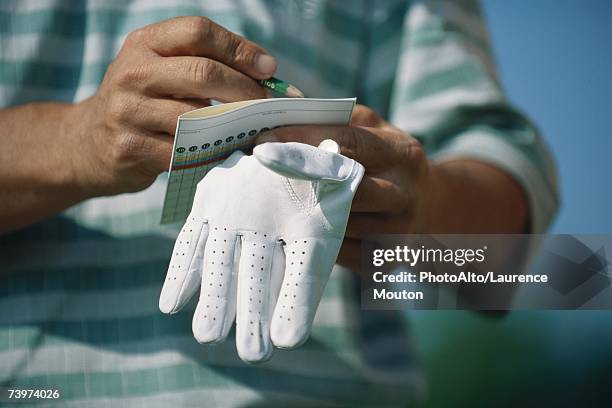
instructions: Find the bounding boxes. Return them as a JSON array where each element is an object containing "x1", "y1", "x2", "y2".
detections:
[{"x1": 0, "y1": 0, "x2": 559, "y2": 407}]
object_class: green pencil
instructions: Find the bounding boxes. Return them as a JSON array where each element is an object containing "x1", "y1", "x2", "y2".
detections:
[{"x1": 260, "y1": 77, "x2": 305, "y2": 98}]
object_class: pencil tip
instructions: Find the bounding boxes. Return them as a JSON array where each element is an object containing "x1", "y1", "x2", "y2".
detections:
[{"x1": 286, "y1": 85, "x2": 305, "y2": 98}]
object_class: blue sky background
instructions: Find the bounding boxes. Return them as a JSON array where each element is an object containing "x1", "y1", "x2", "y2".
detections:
[
  {"x1": 483, "y1": 0, "x2": 612, "y2": 233},
  {"x1": 413, "y1": 2, "x2": 612, "y2": 405}
]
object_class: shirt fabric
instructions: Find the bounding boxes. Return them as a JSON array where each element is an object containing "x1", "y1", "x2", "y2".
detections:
[{"x1": 0, "y1": 0, "x2": 559, "y2": 407}]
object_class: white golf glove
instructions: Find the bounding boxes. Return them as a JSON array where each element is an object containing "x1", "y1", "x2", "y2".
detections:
[{"x1": 159, "y1": 140, "x2": 364, "y2": 363}]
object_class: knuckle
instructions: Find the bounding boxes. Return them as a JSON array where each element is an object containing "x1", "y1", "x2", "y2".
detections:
[
  {"x1": 113, "y1": 64, "x2": 150, "y2": 89},
  {"x1": 365, "y1": 110, "x2": 381, "y2": 125},
  {"x1": 113, "y1": 132, "x2": 152, "y2": 168},
  {"x1": 125, "y1": 27, "x2": 148, "y2": 46},
  {"x1": 397, "y1": 137, "x2": 426, "y2": 169},
  {"x1": 187, "y1": 16, "x2": 212, "y2": 43},
  {"x1": 107, "y1": 95, "x2": 135, "y2": 123},
  {"x1": 407, "y1": 140, "x2": 426, "y2": 166},
  {"x1": 352, "y1": 106, "x2": 380, "y2": 126}
]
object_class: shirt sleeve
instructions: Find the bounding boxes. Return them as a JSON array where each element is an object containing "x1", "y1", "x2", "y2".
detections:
[{"x1": 389, "y1": 0, "x2": 560, "y2": 233}]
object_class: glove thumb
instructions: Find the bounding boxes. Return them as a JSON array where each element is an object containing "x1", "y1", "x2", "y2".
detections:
[{"x1": 253, "y1": 140, "x2": 355, "y2": 182}]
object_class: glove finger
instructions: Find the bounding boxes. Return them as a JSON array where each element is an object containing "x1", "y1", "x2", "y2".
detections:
[
  {"x1": 159, "y1": 217, "x2": 209, "y2": 314},
  {"x1": 192, "y1": 226, "x2": 240, "y2": 344},
  {"x1": 271, "y1": 237, "x2": 342, "y2": 349},
  {"x1": 235, "y1": 232, "x2": 279, "y2": 363}
]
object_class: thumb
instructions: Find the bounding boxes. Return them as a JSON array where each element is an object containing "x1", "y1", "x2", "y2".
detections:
[{"x1": 253, "y1": 141, "x2": 355, "y2": 182}]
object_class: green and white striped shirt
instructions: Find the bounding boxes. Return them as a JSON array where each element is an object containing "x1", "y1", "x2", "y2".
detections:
[{"x1": 0, "y1": 0, "x2": 558, "y2": 407}]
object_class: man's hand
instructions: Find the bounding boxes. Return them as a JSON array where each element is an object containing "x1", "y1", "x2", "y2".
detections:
[
  {"x1": 255, "y1": 105, "x2": 529, "y2": 271},
  {"x1": 255, "y1": 105, "x2": 431, "y2": 270},
  {"x1": 0, "y1": 16, "x2": 278, "y2": 233},
  {"x1": 70, "y1": 16, "x2": 277, "y2": 196}
]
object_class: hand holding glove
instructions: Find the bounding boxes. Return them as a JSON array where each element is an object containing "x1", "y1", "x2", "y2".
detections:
[{"x1": 159, "y1": 140, "x2": 364, "y2": 362}]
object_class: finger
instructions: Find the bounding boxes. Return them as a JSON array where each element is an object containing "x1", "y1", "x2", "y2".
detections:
[
  {"x1": 352, "y1": 176, "x2": 411, "y2": 214},
  {"x1": 345, "y1": 213, "x2": 413, "y2": 239},
  {"x1": 270, "y1": 237, "x2": 341, "y2": 349},
  {"x1": 350, "y1": 104, "x2": 386, "y2": 127},
  {"x1": 126, "y1": 97, "x2": 209, "y2": 134},
  {"x1": 336, "y1": 238, "x2": 362, "y2": 273},
  {"x1": 256, "y1": 125, "x2": 416, "y2": 172},
  {"x1": 236, "y1": 232, "x2": 279, "y2": 363},
  {"x1": 139, "y1": 16, "x2": 277, "y2": 79},
  {"x1": 159, "y1": 217, "x2": 209, "y2": 313},
  {"x1": 192, "y1": 226, "x2": 240, "y2": 344},
  {"x1": 142, "y1": 57, "x2": 268, "y2": 101}
]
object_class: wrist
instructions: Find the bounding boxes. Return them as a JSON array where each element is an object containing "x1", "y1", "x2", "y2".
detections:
[
  {"x1": 422, "y1": 161, "x2": 449, "y2": 233},
  {"x1": 61, "y1": 100, "x2": 109, "y2": 200},
  {"x1": 423, "y1": 159, "x2": 529, "y2": 234}
]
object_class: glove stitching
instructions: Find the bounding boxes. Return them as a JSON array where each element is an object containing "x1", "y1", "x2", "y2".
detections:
[
  {"x1": 284, "y1": 177, "x2": 319, "y2": 215},
  {"x1": 283, "y1": 177, "x2": 306, "y2": 212}
]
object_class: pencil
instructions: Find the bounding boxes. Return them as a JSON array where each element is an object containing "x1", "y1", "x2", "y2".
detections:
[{"x1": 260, "y1": 77, "x2": 305, "y2": 98}]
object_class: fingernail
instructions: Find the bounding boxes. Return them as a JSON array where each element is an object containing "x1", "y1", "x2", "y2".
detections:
[
  {"x1": 256, "y1": 131, "x2": 278, "y2": 144},
  {"x1": 255, "y1": 53, "x2": 277, "y2": 76}
]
